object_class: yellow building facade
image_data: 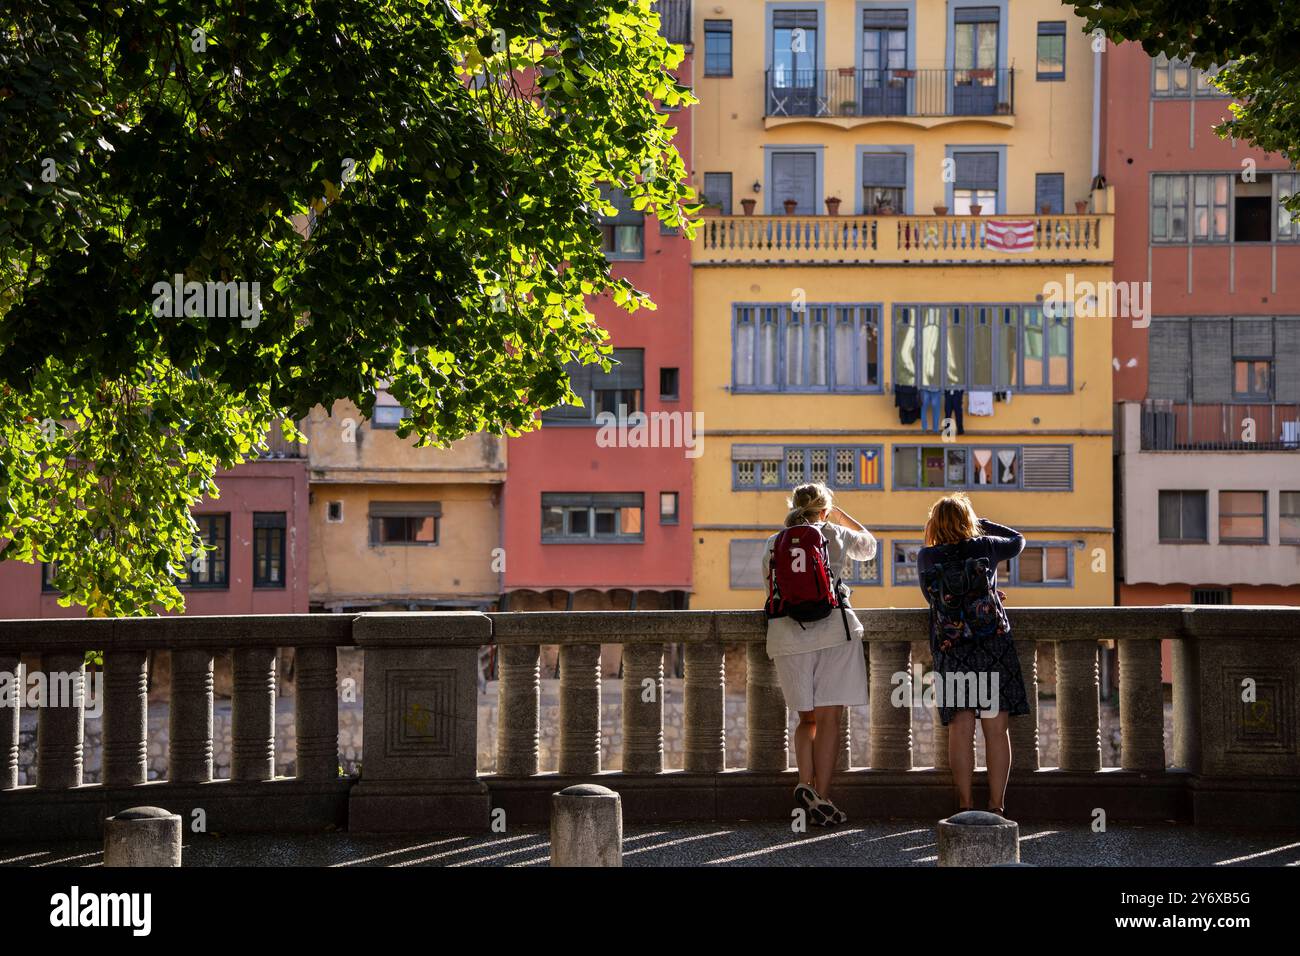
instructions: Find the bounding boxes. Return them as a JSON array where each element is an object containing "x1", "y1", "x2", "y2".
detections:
[{"x1": 689, "y1": 0, "x2": 1115, "y2": 610}]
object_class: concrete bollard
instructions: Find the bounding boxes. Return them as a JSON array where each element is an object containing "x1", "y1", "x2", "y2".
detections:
[
  {"x1": 550, "y1": 784, "x2": 622, "y2": 867},
  {"x1": 103, "y1": 806, "x2": 183, "y2": 867},
  {"x1": 937, "y1": 810, "x2": 1019, "y2": 867}
]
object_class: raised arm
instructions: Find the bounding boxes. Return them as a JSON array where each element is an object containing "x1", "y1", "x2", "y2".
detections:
[
  {"x1": 829, "y1": 507, "x2": 877, "y2": 561},
  {"x1": 979, "y1": 518, "x2": 1025, "y2": 562}
]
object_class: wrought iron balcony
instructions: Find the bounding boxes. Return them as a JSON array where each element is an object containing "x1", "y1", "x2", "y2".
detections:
[
  {"x1": 765, "y1": 67, "x2": 1015, "y2": 120},
  {"x1": 1141, "y1": 400, "x2": 1300, "y2": 451}
]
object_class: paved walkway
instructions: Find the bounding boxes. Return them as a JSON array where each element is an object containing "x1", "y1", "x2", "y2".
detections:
[{"x1": 3, "y1": 822, "x2": 1298, "y2": 867}]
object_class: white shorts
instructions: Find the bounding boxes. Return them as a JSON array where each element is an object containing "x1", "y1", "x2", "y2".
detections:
[{"x1": 772, "y1": 639, "x2": 869, "y2": 713}]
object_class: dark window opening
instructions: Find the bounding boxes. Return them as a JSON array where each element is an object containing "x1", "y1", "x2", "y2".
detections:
[
  {"x1": 253, "y1": 512, "x2": 287, "y2": 588},
  {"x1": 660, "y1": 367, "x2": 680, "y2": 400}
]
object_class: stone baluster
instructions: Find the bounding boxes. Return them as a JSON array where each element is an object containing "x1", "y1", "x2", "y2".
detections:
[
  {"x1": 1, "y1": 655, "x2": 20, "y2": 789},
  {"x1": 933, "y1": 714, "x2": 951, "y2": 771},
  {"x1": 869, "y1": 642, "x2": 911, "y2": 769},
  {"x1": 836, "y1": 705, "x2": 852, "y2": 772},
  {"x1": 1119, "y1": 638, "x2": 1165, "y2": 771},
  {"x1": 621, "y1": 643, "x2": 665, "y2": 774},
  {"x1": 169, "y1": 649, "x2": 214, "y2": 783},
  {"x1": 294, "y1": 645, "x2": 339, "y2": 780},
  {"x1": 684, "y1": 642, "x2": 725, "y2": 772},
  {"x1": 558, "y1": 643, "x2": 601, "y2": 775},
  {"x1": 1055, "y1": 640, "x2": 1101, "y2": 771},
  {"x1": 1009, "y1": 639, "x2": 1040, "y2": 772},
  {"x1": 496, "y1": 643, "x2": 540, "y2": 776},
  {"x1": 102, "y1": 650, "x2": 149, "y2": 787},
  {"x1": 745, "y1": 643, "x2": 788, "y2": 771},
  {"x1": 231, "y1": 647, "x2": 277, "y2": 781},
  {"x1": 37, "y1": 652, "x2": 84, "y2": 789}
]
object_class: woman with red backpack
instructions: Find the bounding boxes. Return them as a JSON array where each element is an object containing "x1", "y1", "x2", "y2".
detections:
[
  {"x1": 917, "y1": 493, "x2": 1030, "y2": 819},
  {"x1": 762, "y1": 482, "x2": 876, "y2": 827}
]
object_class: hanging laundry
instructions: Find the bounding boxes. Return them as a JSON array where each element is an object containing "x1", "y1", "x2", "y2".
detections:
[
  {"x1": 968, "y1": 390, "x2": 994, "y2": 416},
  {"x1": 943, "y1": 389, "x2": 965, "y2": 435},
  {"x1": 894, "y1": 385, "x2": 921, "y2": 425},
  {"x1": 972, "y1": 448, "x2": 994, "y2": 484},
  {"x1": 997, "y1": 449, "x2": 1018, "y2": 484}
]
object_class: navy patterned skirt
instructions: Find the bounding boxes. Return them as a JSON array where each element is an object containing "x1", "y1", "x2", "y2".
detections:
[{"x1": 930, "y1": 632, "x2": 1030, "y2": 726}]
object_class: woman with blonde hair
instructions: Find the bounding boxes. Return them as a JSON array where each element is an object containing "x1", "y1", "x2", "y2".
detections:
[
  {"x1": 762, "y1": 482, "x2": 876, "y2": 826},
  {"x1": 917, "y1": 493, "x2": 1028, "y2": 818}
]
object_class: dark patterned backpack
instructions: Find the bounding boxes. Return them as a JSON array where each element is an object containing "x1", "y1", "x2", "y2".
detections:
[{"x1": 920, "y1": 543, "x2": 1010, "y2": 654}]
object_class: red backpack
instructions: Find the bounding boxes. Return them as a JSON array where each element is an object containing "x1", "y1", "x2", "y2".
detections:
[{"x1": 764, "y1": 524, "x2": 852, "y2": 638}]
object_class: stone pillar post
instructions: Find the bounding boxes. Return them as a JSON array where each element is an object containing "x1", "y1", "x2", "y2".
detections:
[
  {"x1": 550, "y1": 784, "x2": 622, "y2": 867},
  {"x1": 684, "y1": 642, "x2": 725, "y2": 772},
  {"x1": 558, "y1": 643, "x2": 602, "y2": 775},
  {"x1": 0, "y1": 655, "x2": 20, "y2": 790},
  {"x1": 869, "y1": 641, "x2": 911, "y2": 769},
  {"x1": 348, "y1": 613, "x2": 491, "y2": 832},
  {"x1": 1009, "y1": 639, "x2": 1040, "y2": 772},
  {"x1": 231, "y1": 646, "x2": 277, "y2": 782},
  {"x1": 937, "y1": 810, "x2": 1020, "y2": 866},
  {"x1": 746, "y1": 643, "x2": 788, "y2": 771},
  {"x1": 103, "y1": 806, "x2": 183, "y2": 867},
  {"x1": 835, "y1": 705, "x2": 852, "y2": 771},
  {"x1": 1118, "y1": 638, "x2": 1165, "y2": 771},
  {"x1": 621, "y1": 643, "x2": 664, "y2": 774},
  {"x1": 1055, "y1": 640, "x2": 1101, "y2": 771},
  {"x1": 294, "y1": 645, "x2": 339, "y2": 780},
  {"x1": 37, "y1": 652, "x2": 84, "y2": 789},
  {"x1": 496, "y1": 643, "x2": 540, "y2": 777},
  {"x1": 102, "y1": 650, "x2": 149, "y2": 787},
  {"x1": 169, "y1": 649, "x2": 214, "y2": 783}
]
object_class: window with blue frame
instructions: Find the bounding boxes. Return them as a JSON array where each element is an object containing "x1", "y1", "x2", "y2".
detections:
[
  {"x1": 1036, "y1": 22, "x2": 1065, "y2": 80},
  {"x1": 892, "y1": 444, "x2": 1073, "y2": 491},
  {"x1": 892, "y1": 303, "x2": 1071, "y2": 392},
  {"x1": 891, "y1": 540, "x2": 923, "y2": 586},
  {"x1": 733, "y1": 444, "x2": 883, "y2": 490},
  {"x1": 704, "y1": 20, "x2": 733, "y2": 77},
  {"x1": 844, "y1": 553, "x2": 882, "y2": 586},
  {"x1": 734, "y1": 304, "x2": 880, "y2": 392},
  {"x1": 595, "y1": 186, "x2": 644, "y2": 260}
]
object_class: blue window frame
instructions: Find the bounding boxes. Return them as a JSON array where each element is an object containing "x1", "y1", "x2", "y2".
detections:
[
  {"x1": 733, "y1": 303, "x2": 881, "y2": 393},
  {"x1": 892, "y1": 303, "x2": 1071, "y2": 393},
  {"x1": 1036, "y1": 21, "x2": 1065, "y2": 81},
  {"x1": 705, "y1": 20, "x2": 733, "y2": 76},
  {"x1": 844, "y1": 552, "x2": 882, "y2": 586},
  {"x1": 892, "y1": 444, "x2": 1073, "y2": 491},
  {"x1": 733, "y1": 444, "x2": 884, "y2": 490},
  {"x1": 891, "y1": 540, "x2": 923, "y2": 586}
]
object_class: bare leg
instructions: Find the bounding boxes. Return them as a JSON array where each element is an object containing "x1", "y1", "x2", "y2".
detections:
[
  {"x1": 980, "y1": 711, "x2": 1012, "y2": 811},
  {"x1": 794, "y1": 710, "x2": 817, "y2": 787},
  {"x1": 812, "y1": 705, "x2": 841, "y2": 799},
  {"x1": 948, "y1": 710, "x2": 977, "y2": 809}
]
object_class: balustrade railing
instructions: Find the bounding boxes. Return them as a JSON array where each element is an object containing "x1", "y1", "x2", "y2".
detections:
[{"x1": 2, "y1": 606, "x2": 1297, "y2": 837}]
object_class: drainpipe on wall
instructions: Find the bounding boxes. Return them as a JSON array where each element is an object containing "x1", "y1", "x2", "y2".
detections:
[{"x1": 1091, "y1": 40, "x2": 1102, "y2": 183}]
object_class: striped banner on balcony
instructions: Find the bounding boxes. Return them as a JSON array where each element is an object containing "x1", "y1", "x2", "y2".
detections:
[{"x1": 985, "y1": 219, "x2": 1035, "y2": 252}]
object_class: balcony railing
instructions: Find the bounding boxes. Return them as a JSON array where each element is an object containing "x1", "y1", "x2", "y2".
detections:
[
  {"x1": 695, "y1": 213, "x2": 1111, "y2": 264},
  {"x1": 765, "y1": 67, "x2": 1015, "y2": 119},
  {"x1": 1141, "y1": 399, "x2": 1300, "y2": 451},
  {"x1": 3, "y1": 607, "x2": 1298, "y2": 838}
]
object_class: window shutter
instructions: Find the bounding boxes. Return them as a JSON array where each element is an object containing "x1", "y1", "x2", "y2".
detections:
[
  {"x1": 653, "y1": 0, "x2": 692, "y2": 44},
  {"x1": 1020, "y1": 445, "x2": 1072, "y2": 491},
  {"x1": 771, "y1": 152, "x2": 817, "y2": 214},
  {"x1": 1148, "y1": 319, "x2": 1189, "y2": 401},
  {"x1": 1034, "y1": 173, "x2": 1065, "y2": 214},
  {"x1": 731, "y1": 445, "x2": 785, "y2": 461},
  {"x1": 1276, "y1": 319, "x2": 1300, "y2": 402},
  {"x1": 729, "y1": 539, "x2": 769, "y2": 589},
  {"x1": 368, "y1": 501, "x2": 442, "y2": 517},
  {"x1": 1232, "y1": 317, "x2": 1273, "y2": 357},
  {"x1": 542, "y1": 492, "x2": 643, "y2": 510},
  {"x1": 773, "y1": 10, "x2": 818, "y2": 28},
  {"x1": 601, "y1": 348, "x2": 645, "y2": 390},
  {"x1": 862, "y1": 153, "x2": 907, "y2": 188},
  {"x1": 596, "y1": 186, "x2": 643, "y2": 225},
  {"x1": 1191, "y1": 319, "x2": 1232, "y2": 401},
  {"x1": 955, "y1": 6, "x2": 1000, "y2": 23},
  {"x1": 541, "y1": 361, "x2": 595, "y2": 421},
  {"x1": 954, "y1": 152, "x2": 999, "y2": 190},
  {"x1": 863, "y1": 9, "x2": 908, "y2": 27}
]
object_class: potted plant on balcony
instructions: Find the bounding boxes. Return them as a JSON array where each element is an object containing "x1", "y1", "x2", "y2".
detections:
[
  {"x1": 995, "y1": 101, "x2": 1012, "y2": 114},
  {"x1": 825, "y1": 196, "x2": 842, "y2": 215},
  {"x1": 969, "y1": 203, "x2": 983, "y2": 216},
  {"x1": 741, "y1": 197, "x2": 756, "y2": 216},
  {"x1": 873, "y1": 194, "x2": 896, "y2": 216},
  {"x1": 840, "y1": 99, "x2": 857, "y2": 116},
  {"x1": 783, "y1": 198, "x2": 799, "y2": 215},
  {"x1": 699, "y1": 201, "x2": 723, "y2": 217},
  {"x1": 933, "y1": 203, "x2": 949, "y2": 216},
  {"x1": 1075, "y1": 199, "x2": 1089, "y2": 214},
  {"x1": 893, "y1": 68, "x2": 915, "y2": 79},
  {"x1": 970, "y1": 68, "x2": 994, "y2": 80}
]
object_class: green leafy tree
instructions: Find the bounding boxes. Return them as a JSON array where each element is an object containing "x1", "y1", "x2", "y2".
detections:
[
  {"x1": 0, "y1": 0, "x2": 696, "y2": 615},
  {"x1": 1075, "y1": 0, "x2": 1300, "y2": 211}
]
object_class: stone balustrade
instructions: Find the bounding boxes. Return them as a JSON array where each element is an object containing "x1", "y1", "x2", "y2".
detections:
[{"x1": 1, "y1": 606, "x2": 1297, "y2": 839}]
